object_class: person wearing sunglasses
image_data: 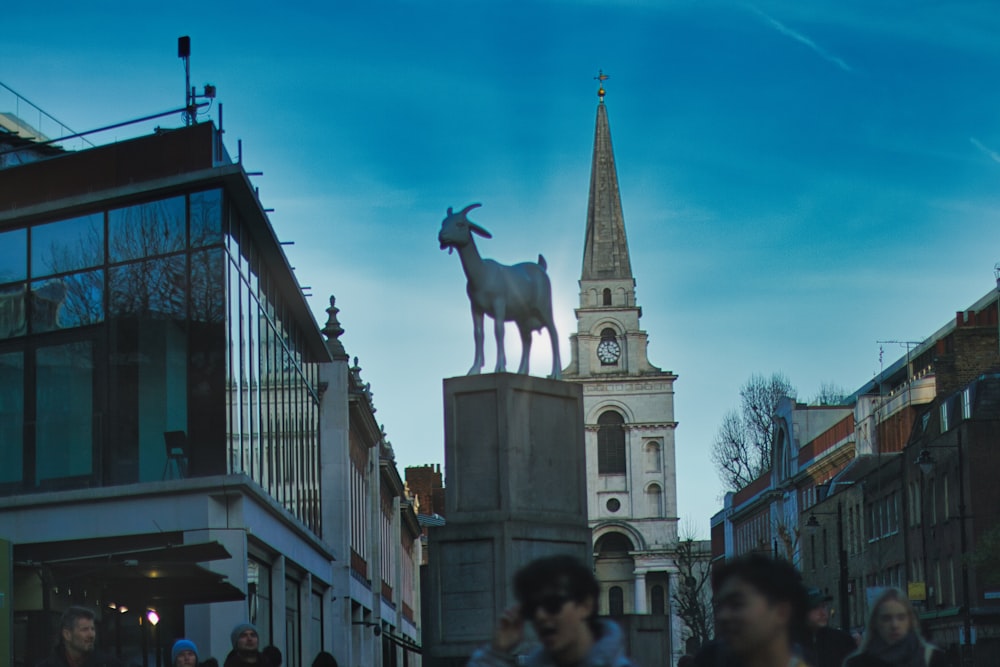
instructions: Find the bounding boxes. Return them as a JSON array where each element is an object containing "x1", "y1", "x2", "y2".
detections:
[{"x1": 468, "y1": 554, "x2": 633, "y2": 667}]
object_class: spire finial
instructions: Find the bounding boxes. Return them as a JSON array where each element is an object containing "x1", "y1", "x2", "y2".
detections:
[{"x1": 595, "y1": 69, "x2": 610, "y2": 102}]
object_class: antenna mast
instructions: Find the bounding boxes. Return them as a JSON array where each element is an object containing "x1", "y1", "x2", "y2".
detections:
[{"x1": 178, "y1": 36, "x2": 192, "y2": 125}]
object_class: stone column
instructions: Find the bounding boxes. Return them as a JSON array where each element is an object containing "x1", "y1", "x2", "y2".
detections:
[
  {"x1": 424, "y1": 374, "x2": 592, "y2": 667},
  {"x1": 634, "y1": 570, "x2": 648, "y2": 614}
]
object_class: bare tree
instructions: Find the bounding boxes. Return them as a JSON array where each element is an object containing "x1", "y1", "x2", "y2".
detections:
[
  {"x1": 811, "y1": 381, "x2": 848, "y2": 406},
  {"x1": 711, "y1": 372, "x2": 795, "y2": 491},
  {"x1": 672, "y1": 535, "x2": 713, "y2": 653}
]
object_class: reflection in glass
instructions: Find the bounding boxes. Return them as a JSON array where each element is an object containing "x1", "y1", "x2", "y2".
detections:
[
  {"x1": 0, "y1": 352, "x2": 24, "y2": 484},
  {"x1": 109, "y1": 196, "x2": 185, "y2": 263},
  {"x1": 31, "y1": 270, "x2": 104, "y2": 333},
  {"x1": 31, "y1": 213, "x2": 104, "y2": 278},
  {"x1": 191, "y1": 189, "x2": 223, "y2": 248},
  {"x1": 36, "y1": 342, "x2": 93, "y2": 483},
  {"x1": 110, "y1": 256, "x2": 186, "y2": 319},
  {"x1": 191, "y1": 249, "x2": 225, "y2": 323},
  {"x1": 0, "y1": 283, "x2": 27, "y2": 339},
  {"x1": 0, "y1": 228, "x2": 27, "y2": 283}
]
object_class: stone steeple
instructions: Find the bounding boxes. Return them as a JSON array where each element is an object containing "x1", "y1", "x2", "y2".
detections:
[{"x1": 581, "y1": 100, "x2": 633, "y2": 281}]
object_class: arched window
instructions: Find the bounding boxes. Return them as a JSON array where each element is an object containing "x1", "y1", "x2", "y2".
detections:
[
  {"x1": 646, "y1": 483, "x2": 663, "y2": 517},
  {"x1": 609, "y1": 586, "x2": 624, "y2": 616},
  {"x1": 645, "y1": 441, "x2": 661, "y2": 472},
  {"x1": 651, "y1": 585, "x2": 665, "y2": 614},
  {"x1": 602, "y1": 288, "x2": 612, "y2": 306},
  {"x1": 596, "y1": 531, "x2": 634, "y2": 555},
  {"x1": 597, "y1": 411, "x2": 626, "y2": 474}
]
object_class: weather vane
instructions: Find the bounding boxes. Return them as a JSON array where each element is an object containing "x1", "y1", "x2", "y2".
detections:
[{"x1": 595, "y1": 70, "x2": 609, "y2": 102}]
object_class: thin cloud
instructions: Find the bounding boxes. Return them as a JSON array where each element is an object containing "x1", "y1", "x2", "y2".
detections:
[
  {"x1": 750, "y1": 6, "x2": 852, "y2": 72},
  {"x1": 970, "y1": 137, "x2": 1000, "y2": 164}
]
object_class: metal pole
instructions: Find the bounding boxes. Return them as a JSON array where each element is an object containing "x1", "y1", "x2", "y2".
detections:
[
  {"x1": 838, "y1": 500, "x2": 850, "y2": 631},
  {"x1": 958, "y1": 430, "x2": 973, "y2": 667}
]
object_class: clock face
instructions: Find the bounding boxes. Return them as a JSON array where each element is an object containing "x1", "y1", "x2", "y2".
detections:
[{"x1": 597, "y1": 339, "x2": 621, "y2": 364}]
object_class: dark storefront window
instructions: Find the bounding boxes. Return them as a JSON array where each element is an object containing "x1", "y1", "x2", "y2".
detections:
[
  {"x1": 0, "y1": 351, "x2": 24, "y2": 484},
  {"x1": 35, "y1": 341, "x2": 95, "y2": 485}
]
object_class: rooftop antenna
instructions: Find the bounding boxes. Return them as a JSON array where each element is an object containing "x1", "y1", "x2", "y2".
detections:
[
  {"x1": 177, "y1": 36, "x2": 216, "y2": 126},
  {"x1": 178, "y1": 36, "x2": 191, "y2": 125}
]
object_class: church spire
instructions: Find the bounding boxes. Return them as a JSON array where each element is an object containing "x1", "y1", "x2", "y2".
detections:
[{"x1": 581, "y1": 80, "x2": 633, "y2": 281}]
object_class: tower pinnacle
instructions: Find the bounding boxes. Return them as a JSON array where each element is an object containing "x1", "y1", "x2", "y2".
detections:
[{"x1": 581, "y1": 93, "x2": 633, "y2": 281}]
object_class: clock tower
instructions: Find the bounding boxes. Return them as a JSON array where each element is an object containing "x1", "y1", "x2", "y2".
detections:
[{"x1": 562, "y1": 81, "x2": 680, "y2": 627}]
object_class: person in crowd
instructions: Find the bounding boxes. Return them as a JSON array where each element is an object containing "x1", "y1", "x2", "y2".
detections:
[
  {"x1": 224, "y1": 623, "x2": 271, "y2": 667},
  {"x1": 467, "y1": 554, "x2": 633, "y2": 667},
  {"x1": 798, "y1": 588, "x2": 855, "y2": 667},
  {"x1": 261, "y1": 646, "x2": 282, "y2": 667},
  {"x1": 844, "y1": 588, "x2": 946, "y2": 667},
  {"x1": 311, "y1": 651, "x2": 339, "y2": 667},
  {"x1": 171, "y1": 639, "x2": 199, "y2": 667},
  {"x1": 201, "y1": 660, "x2": 220, "y2": 667},
  {"x1": 36, "y1": 606, "x2": 123, "y2": 667},
  {"x1": 704, "y1": 554, "x2": 809, "y2": 667}
]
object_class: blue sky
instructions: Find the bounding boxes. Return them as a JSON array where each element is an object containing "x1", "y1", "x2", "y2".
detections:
[{"x1": 4, "y1": 1, "x2": 1000, "y2": 536}]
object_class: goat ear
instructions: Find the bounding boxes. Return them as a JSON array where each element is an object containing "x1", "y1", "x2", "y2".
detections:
[
  {"x1": 447, "y1": 207, "x2": 453, "y2": 215},
  {"x1": 469, "y1": 222, "x2": 493, "y2": 239}
]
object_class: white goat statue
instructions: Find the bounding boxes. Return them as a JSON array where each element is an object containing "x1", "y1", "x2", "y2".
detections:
[{"x1": 438, "y1": 203, "x2": 562, "y2": 380}]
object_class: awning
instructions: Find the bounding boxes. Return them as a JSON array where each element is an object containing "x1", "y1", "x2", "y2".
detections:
[{"x1": 19, "y1": 540, "x2": 245, "y2": 606}]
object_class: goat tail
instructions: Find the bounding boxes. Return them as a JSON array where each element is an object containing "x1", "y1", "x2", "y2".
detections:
[{"x1": 538, "y1": 254, "x2": 547, "y2": 271}]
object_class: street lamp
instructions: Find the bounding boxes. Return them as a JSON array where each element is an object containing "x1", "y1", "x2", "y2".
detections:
[
  {"x1": 915, "y1": 432, "x2": 973, "y2": 667},
  {"x1": 805, "y1": 501, "x2": 850, "y2": 631}
]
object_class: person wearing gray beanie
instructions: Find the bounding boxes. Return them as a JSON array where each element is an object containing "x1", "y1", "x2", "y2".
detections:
[
  {"x1": 224, "y1": 622, "x2": 272, "y2": 667},
  {"x1": 171, "y1": 639, "x2": 198, "y2": 667}
]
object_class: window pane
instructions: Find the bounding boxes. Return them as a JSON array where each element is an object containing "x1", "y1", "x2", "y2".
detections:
[
  {"x1": 110, "y1": 256, "x2": 186, "y2": 319},
  {"x1": 109, "y1": 196, "x2": 185, "y2": 262},
  {"x1": 109, "y1": 256, "x2": 188, "y2": 483},
  {"x1": 31, "y1": 270, "x2": 104, "y2": 333},
  {"x1": 0, "y1": 351, "x2": 24, "y2": 484},
  {"x1": 36, "y1": 341, "x2": 93, "y2": 483},
  {"x1": 0, "y1": 228, "x2": 27, "y2": 283},
  {"x1": 190, "y1": 189, "x2": 223, "y2": 248},
  {"x1": 30, "y1": 214, "x2": 104, "y2": 278},
  {"x1": 0, "y1": 283, "x2": 27, "y2": 339}
]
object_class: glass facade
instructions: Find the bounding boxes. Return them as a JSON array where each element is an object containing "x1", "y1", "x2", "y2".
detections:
[{"x1": 0, "y1": 186, "x2": 322, "y2": 532}]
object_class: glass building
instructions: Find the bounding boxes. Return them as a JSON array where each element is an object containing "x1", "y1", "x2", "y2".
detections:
[
  {"x1": 0, "y1": 123, "x2": 326, "y2": 532},
  {"x1": 0, "y1": 122, "x2": 340, "y2": 666}
]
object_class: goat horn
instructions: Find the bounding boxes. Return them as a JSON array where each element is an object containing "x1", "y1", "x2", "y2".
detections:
[{"x1": 460, "y1": 203, "x2": 482, "y2": 216}]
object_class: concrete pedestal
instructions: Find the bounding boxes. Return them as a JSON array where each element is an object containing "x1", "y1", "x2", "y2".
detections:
[{"x1": 424, "y1": 374, "x2": 591, "y2": 665}]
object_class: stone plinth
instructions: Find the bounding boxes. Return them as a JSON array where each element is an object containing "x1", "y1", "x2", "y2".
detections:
[{"x1": 424, "y1": 374, "x2": 591, "y2": 665}]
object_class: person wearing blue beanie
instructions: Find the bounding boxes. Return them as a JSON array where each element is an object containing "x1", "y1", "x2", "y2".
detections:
[{"x1": 171, "y1": 639, "x2": 198, "y2": 667}]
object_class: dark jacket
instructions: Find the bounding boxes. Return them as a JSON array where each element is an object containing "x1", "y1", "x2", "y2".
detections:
[
  {"x1": 800, "y1": 626, "x2": 856, "y2": 667},
  {"x1": 35, "y1": 646, "x2": 123, "y2": 667},
  {"x1": 223, "y1": 650, "x2": 273, "y2": 667},
  {"x1": 844, "y1": 646, "x2": 947, "y2": 667}
]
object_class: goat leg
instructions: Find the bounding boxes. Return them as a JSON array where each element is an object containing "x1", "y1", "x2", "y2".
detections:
[
  {"x1": 492, "y1": 300, "x2": 507, "y2": 374},
  {"x1": 517, "y1": 324, "x2": 532, "y2": 375},
  {"x1": 468, "y1": 306, "x2": 485, "y2": 375}
]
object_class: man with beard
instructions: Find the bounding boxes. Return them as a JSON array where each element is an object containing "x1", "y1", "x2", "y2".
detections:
[
  {"x1": 224, "y1": 623, "x2": 272, "y2": 667},
  {"x1": 467, "y1": 555, "x2": 633, "y2": 667},
  {"x1": 706, "y1": 554, "x2": 810, "y2": 667},
  {"x1": 36, "y1": 607, "x2": 122, "y2": 667}
]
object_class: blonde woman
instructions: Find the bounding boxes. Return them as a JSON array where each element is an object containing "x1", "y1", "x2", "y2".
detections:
[{"x1": 844, "y1": 588, "x2": 945, "y2": 667}]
